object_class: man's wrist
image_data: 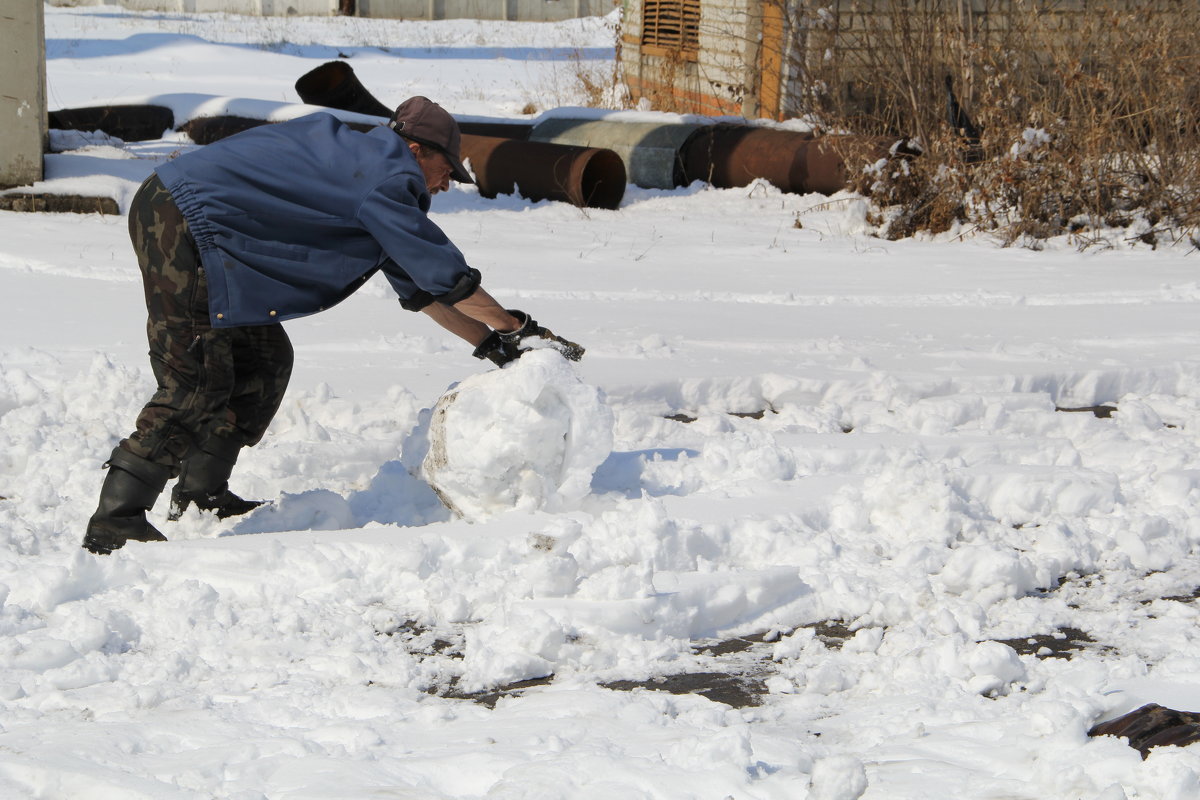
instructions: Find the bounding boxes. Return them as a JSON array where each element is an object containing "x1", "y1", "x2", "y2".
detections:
[{"x1": 491, "y1": 308, "x2": 520, "y2": 332}]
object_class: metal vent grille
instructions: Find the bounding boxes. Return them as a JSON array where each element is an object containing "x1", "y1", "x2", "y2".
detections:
[{"x1": 641, "y1": 0, "x2": 700, "y2": 55}]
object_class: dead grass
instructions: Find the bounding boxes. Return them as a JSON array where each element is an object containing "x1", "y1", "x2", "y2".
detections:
[
  {"x1": 800, "y1": 0, "x2": 1200, "y2": 247},
  {"x1": 524, "y1": 12, "x2": 628, "y2": 113}
]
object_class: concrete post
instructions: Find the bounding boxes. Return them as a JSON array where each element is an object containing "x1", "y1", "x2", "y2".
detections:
[{"x1": 0, "y1": 2, "x2": 47, "y2": 189}]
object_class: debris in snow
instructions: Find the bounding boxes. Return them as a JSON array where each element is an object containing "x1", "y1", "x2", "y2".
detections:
[{"x1": 1090, "y1": 704, "x2": 1200, "y2": 758}]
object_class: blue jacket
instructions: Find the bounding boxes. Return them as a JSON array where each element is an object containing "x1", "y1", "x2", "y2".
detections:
[{"x1": 155, "y1": 113, "x2": 480, "y2": 328}]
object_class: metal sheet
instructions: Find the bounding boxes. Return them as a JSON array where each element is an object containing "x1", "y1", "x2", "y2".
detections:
[{"x1": 529, "y1": 118, "x2": 705, "y2": 190}]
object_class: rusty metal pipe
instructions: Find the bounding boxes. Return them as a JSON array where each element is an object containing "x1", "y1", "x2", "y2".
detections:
[
  {"x1": 294, "y1": 61, "x2": 392, "y2": 118},
  {"x1": 47, "y1": 105, "x2": 174, "y2": 142},
  {"x1": 461, "y1": 134, "x2": 625, "y2": 210},
  {"x1": 680, "y1": 125, "x2": 859, "y2": 195},
  {"x1": 177, "y1": 115, "x2": 269, "y2": 145}
]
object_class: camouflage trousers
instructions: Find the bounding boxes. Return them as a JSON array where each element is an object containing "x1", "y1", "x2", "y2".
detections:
[{"x1": 119, "y1": 173, "x2": 293, "y2": 474}]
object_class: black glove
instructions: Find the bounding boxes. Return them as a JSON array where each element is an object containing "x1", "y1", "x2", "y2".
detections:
[
  {"x1": 472, "y1": 330, "x2": 522, "y2": 366},
  {"x1": 497, "y1": 309, "x2": 585, "y2": 362}
]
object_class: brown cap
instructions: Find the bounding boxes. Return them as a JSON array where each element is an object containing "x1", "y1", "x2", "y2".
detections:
[{"x1": 389, "y1": 96, "x2": 474, "y2": 185}]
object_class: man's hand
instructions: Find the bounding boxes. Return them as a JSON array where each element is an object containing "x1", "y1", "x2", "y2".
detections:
[
  {"x1": 422, "y1": 280, "x2": 585, "y2": 365},
  {"x1": 471, "y1": 310, "x2": 585, "y2": 366},
  {"x1": 498, "y1": 310, "x2": 585, "y2": 361},
  {"x1": 472, "y1": 331, "x2": 522, "y2": 366}
]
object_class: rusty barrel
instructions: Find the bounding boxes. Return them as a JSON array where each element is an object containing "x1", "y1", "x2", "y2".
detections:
[
  {"x1": 461, "y1": 134, "x2": 625, "y2": 210},
  {"x1": 681, "y1": 125, "x2": 855, "y2": 195}
]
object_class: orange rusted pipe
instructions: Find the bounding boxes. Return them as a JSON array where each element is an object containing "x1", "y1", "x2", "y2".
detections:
[
  {"x1": 461, "y1": 134, "x2": 625, "y2": 210},
  {"x1": 680, "y1": 126, "x2": 855, "y2": 195}
]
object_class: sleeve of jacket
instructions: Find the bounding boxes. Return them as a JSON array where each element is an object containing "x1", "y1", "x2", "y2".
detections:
[{"x1": 357, "y1": 174, "x2": 480, "y2": 311}]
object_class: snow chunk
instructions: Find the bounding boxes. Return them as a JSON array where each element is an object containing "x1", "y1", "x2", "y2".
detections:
[
  {"x1": 418, "y1": 351, "x2": 613, "y2": 521},
  {"x1": 962, "y1": 640, "x2": 1027, "y2": 696},
  {"x1": 939, "y1": 544, "x2": 1039, "y2": 604},
  {"x1": 810, "y1": 755, "x2": 868, "y2": 800}
]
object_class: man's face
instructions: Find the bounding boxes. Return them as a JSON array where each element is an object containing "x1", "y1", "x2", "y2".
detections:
[{"x1": 411, "y1": 143, "x2": 453, "y2": 195}]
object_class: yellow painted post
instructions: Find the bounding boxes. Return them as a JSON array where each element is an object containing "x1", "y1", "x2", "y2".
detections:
[{"x1": 759, "y1": 0, "x2": 785, "y2": 120}]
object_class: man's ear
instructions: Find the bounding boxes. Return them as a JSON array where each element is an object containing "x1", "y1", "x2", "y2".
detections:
[{"x1": 406, "y1": 141, "x2": 422, "y2": 157}]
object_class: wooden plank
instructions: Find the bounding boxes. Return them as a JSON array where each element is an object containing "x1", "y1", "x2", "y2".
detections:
[
  {"x1": 758, "y1": 0, "x2": 784, "y2": 120},
  {"x1": 641, "y1": 0, "x2": 699, "y2": 55}
]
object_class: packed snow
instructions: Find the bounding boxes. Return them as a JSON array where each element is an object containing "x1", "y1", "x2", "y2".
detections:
[
  {"x1": 416, "y1": 350, "x2": 614, "y2": 522},
  {"x1": 2, "y1": 4, "x2": 1200, "y2": 798}
]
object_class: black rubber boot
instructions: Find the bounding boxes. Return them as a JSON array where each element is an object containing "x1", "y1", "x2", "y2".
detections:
[
  {"x1": 169, "y1": 438, "x2": 262, "y2": 521},
  {"x1": 82, "y1": 447, "x2": 171, "y2": 555}
]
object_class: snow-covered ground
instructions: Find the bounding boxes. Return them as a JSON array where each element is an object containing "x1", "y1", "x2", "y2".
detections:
[{"x1": 3, "y1": 5, "x2": 1200, "y2": 798}]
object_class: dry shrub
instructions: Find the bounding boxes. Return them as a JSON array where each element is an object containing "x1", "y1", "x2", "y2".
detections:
[
  {"x1": 527, "y1": 11, "x2": 627, "y2": 111},
  {"x1": 803, "y1": 0, "x2": 1200, "y2": 247}
]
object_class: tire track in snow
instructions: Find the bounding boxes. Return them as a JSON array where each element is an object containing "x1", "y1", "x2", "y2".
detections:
[
  {"x1": 0, "y1": 254, "x2": 137, "y2": 283},
  {"x1": 502, "y1": 285, "x2": 1200, "y2": 308}
]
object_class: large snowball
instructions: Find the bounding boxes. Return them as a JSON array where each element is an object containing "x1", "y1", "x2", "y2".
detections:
[{"x1": 414, "y1": 350, "x2": 613, "y2": 521}]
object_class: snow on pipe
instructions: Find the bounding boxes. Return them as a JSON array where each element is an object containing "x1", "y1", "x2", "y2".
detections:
[{"x1": 460, "y1": 134, "x2": 626, "y2": 210}]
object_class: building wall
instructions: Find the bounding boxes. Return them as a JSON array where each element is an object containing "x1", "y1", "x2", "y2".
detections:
[
  {"x1": 785, "y1": 0, "x2": 1194, "y2": 116},
  {"x1": 620, "y1": 0, "x2": 763, "y2": 117},
  {"x1": 621, "y1": 0, "x2": 1194, "y2": 121},
  {"x1": 1, "y1": 1, "x2": 47, "y2": 188}
]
